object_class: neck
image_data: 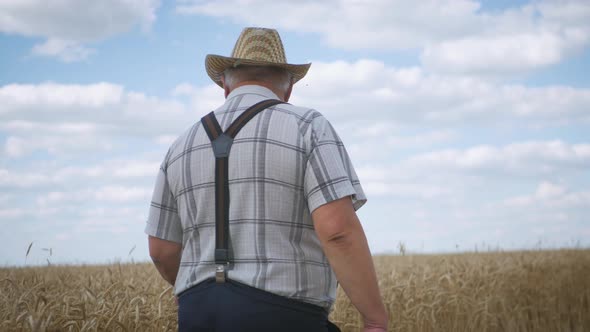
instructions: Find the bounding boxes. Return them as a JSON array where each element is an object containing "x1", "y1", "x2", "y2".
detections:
[{"x1": 225, "y1": 81, "x2": 287, "y2": 101}]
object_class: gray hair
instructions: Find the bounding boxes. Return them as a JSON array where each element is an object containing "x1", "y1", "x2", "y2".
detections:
[{"x1": 222, "y1": 65, "x2": 293, "y2": 92}]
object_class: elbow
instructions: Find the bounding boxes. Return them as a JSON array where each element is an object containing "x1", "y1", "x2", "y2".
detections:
[
  {"x1": 150, "y1": 249, "x2": 180, "y2": 266},
  {"x1": 149, "y1": 249, "x2": 164, "y2": 264},
  {"x1": 314, "y1": 213, "x2": 361, "y2": 249},
  {"x1": 323, "y1": 229, "x2": 355, "y2": 249},
  {"x1": 148, "y1": 236, "x2": 182, "y2": 263},
  {"x1": 312, "y1": 196, "x2": 363, "y2": 249},
  {"x1": 149, "y1": 251, "x2": 162, "y2": 263}
]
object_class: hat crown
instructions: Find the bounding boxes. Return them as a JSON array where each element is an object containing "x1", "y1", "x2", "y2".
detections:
[{"x1": 230, "y1": 27, "x2": 287, "y2": 65}]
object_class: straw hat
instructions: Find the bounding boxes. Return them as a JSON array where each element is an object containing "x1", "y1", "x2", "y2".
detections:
[{"x1": 205, "y1": 27, "x2": 311, "y2": 88}]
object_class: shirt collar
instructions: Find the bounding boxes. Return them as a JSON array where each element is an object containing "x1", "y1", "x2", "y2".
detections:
[{"x1": 226, "y1": 85, "x2": 281, "y2": 101}]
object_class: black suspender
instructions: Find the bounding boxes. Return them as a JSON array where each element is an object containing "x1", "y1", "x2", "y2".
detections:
[{"x1": 200, "y1": 99, "x2": 285, "y2": 283}]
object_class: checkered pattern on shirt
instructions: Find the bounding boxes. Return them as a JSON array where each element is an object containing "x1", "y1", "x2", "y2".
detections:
[{"x1": 145, "y1": 85, "x2": 366, "y2": 310}]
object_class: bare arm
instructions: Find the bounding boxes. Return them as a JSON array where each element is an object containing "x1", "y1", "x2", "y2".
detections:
[
  {"x1": 312, "y1": 197, "x2": 388, "y2": 331},
  {"x1": 148, "y1": 235, "x2": 182, "y2": 286}
]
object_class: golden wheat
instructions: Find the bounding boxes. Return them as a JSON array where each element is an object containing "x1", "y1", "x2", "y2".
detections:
[{"x1": 1, "y1": 249, "x2": 589, "y2": 332}]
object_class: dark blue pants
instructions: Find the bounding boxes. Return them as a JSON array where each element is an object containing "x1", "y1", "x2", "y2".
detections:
[{"x1": 178, "y1": 278, "x2": 341, "y2": 332}]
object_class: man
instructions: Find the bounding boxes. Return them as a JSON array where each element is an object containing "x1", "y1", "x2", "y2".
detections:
[{"x1": 145, "y1": 27, "x2": 388, "y2": 332}]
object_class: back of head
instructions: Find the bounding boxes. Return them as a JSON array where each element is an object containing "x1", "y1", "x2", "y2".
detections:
[{"x1": 222, "y1": 65, "x2": 293, "y2": 94}]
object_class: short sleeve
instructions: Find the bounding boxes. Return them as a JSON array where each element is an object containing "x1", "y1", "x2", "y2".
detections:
[
  {"x1": 145, "y1": 163, "x2": 183, "y2": 244},
  {"x1": 304, "y1": 115, "x2": 367, "y2": 213}
]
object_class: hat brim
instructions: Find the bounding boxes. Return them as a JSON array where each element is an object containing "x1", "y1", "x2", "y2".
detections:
[{"x1": 205, "y1": 54, "x2": 311, "y2": 88}]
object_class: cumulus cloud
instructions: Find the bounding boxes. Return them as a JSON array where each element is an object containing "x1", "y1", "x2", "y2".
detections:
[
  {"x1": 421, "y1": 33, "x2": 566, "y2": 74},
  {"x1": 31, "y1": 38, "x2": 95, "y2": 62},
  {"x1": 0, "y1": 168, "x2": 53, "y2": 188},
  {"x1": 293, "y1": 60, "x2": 590, "y2": 125},
  {"x1": 0, "y1": 82, "x2": 210, "y2": 158},
  {"x1": 172, "y1": 83, "x2": 225, "y2": 114},
  {"x1": 345, "y1": 128, "x2": 457, "y2": 163},
  {"x1": 2, "y1": 61, "x2": 588, "y2": 160},
  {"x1": 422, "y1": 1, "x2": 590, "y2": 74},
  {"x1": 176, "y1": 0, "x2": 590, "y2": 74},
  {"x1": 58, "y1": 159, "x2": 160, "y2": 181},
  {"x1": 95, "y1": 185, "x2": 151, "y2": 202},
  {"x1": 162, "y1": 60, "x2": 590, "y2": 129},
  {"x1": 360, "y1": 179, "x2": 451, "y2": 199},
  {"x1": 0, "y1": 82, "x2": 124, "y2": 111},
  {"x1": 0, "y1": 208, "x2": 26, "y2": 219},
  {"x1": 504, "y1": 181, "x2": 590, "y2": 209},
  {"x1": 37, "y1": 185, "x2": 151, "y2": 206},
  {"x1": 1, "y1": 60, "x2": 589, "y2": 162},
  {"x1": 3, "y1": 135, "x2": 113, "y2": 158},
  {"x1": 0, "y1": 0, "x2": 160, "y2": 61},
  {"x1": 353, "y1": 140, "x2": 590, "y2": 205},
  {"x1": 0, "y1": 158, "x2": 160, "y2": 190},
  {"x1": 175, "y1": 0, "x2": 481, "y2": 50},
  {"x1": 405, "y1": 141, "x2": 590, "y2": 176},
  {"x1": 536, "y1": 182, "x2": 567, "y2": 199},
  {"x1": 154, "y1": 135, "x2": 178, "y2": 146}
]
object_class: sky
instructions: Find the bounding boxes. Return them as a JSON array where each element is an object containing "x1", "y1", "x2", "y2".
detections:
[{"x1": 1, "y1": 0, "x2": 589, "y2": 266}]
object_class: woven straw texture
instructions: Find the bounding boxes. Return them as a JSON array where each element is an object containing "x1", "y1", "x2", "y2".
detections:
[{"x1": 206, "y1": 27, "x2": 311, "y2": 87}]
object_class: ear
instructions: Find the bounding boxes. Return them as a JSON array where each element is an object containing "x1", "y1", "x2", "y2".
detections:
[
  {"x1": 284, "y1": 82, "x2": 294, "y2": 102},
  {"x1": 220, "y1": 75, "x2": 230, "y2": 98}
]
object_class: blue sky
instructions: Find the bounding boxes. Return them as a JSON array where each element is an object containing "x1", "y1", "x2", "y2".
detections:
[{"x1": 1, "y1": 0, "x2": 589, "y2": 266}]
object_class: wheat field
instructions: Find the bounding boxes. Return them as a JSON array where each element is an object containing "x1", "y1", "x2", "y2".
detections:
[{"x1": 1, "y1": 249, "x2": 589, "y2": 332}]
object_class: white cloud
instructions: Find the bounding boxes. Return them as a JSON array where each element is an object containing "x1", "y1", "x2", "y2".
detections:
[
  {"x1": 36, "y1": 191, "x2": 68, "y2": 206},
  {"x1": 0, "y1": 168, "x2": 53, "y2": 188},
  {"x1": 37, "y1": 185, "x2": 151, "y2": 206},
  {"x1": 0, "y1": 82, "x2": 202, "y2": 158},
  {"x1": 293, "y1": 60, "x2": 590, "y2": 125},
  {"x1": 50, "y1": 160, "x2": 160, "y2": 182},
  {"x1": 0, "y1": 120, "x2": 100, "y2": 135},
  {"x1": 406, "y1": 141, "x2": 590, "y2": 176},
  {"x1": 504, "y1": 181, "x2": 590, "y2": 209},
  {"x1": 31, "y1": 38, "x2": 95, "y2": 62},
  {"x1": 175, "y1": 0, "x2": 481, "y2": 50},
  {"x1": 0, "y1": 158, "x2": 160, "y2": 190},
  {"x1": 3, "y1": 136, "x2": 26, "y2": 158},
  {"x1": 421, "y1": 1, "x2": 590, "y2": 74},
  {"x1": 172, "y1": 83, "x2": 225, "y2": 114},
  {"x1": 0, "y1": 205, "x2": 70, "y2": 221},
  {"x1": 168, "y1": 61, "x2": 590, "y2": 129},
  {"x1": 0, "y1": 82, "x2": 124, "y2": 111},
  {"x1": 0, "y1": 0, "x2": 160, "y2": 61},
  {"x1": 176, "y1": 0, "x2": 590, "y2": 74},
  {"x1": 345, "y1": 128, "x2": 456, "y2": 162},
  {"x1": 113, "y1": 161, "x2": 161, "y2": 178},
  {"x1": 74, "y1": 207, "x2": 147, "y2": 234},
  {"x1": 2, "y1": 66, "x2": 588, "y2": 159},
  {"x1": 361, "y1": 180, "x2": 451, "y2": 199},
  {"x1": 421, "y1": 33, "x2": 567, "y2": 74},
  {"x1": 535, "y1": 181, "x2": 567, "y2": 199},
  {"x1": 351, "y1": 140, "x2": 590, "y2": 210},
  {"x1": 154, "y1": 135, "x2": 178, "y2": 146},
  {"x1": 0, "y1": 208, "x2": 26, "y2": 219},
  {"x1": 95, "y1": 185, "x2": 152, "y2": 202},
  {"x1": 4, "y1": 135, "x2": 113, "y2": 158},
  {"x1": 0, "y1": 193, "x2": 12, "y2": 204}
]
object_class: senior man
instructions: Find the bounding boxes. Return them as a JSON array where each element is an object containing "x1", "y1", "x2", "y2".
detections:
[{"x1": 145, "y1": 27, "x2": 388, "y2": 332}]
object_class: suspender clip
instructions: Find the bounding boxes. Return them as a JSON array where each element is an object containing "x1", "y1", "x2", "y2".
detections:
[{"x1": 215, "y1": 264, "x2": 227, "y2": 283}]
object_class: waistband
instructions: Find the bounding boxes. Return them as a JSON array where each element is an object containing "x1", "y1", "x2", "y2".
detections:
[{"x1": 178, "y1": 278, "x2": 329, "y2": 317}]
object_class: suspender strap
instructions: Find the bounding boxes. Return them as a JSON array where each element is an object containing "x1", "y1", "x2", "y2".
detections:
[{"x1": 200, "y1": 99, "x2": 286, "y2": 282}]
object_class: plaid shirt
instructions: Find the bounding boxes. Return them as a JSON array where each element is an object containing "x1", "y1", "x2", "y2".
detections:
[{"x1": 145, "y1": 85, "x2": 366, "y2": 310}]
